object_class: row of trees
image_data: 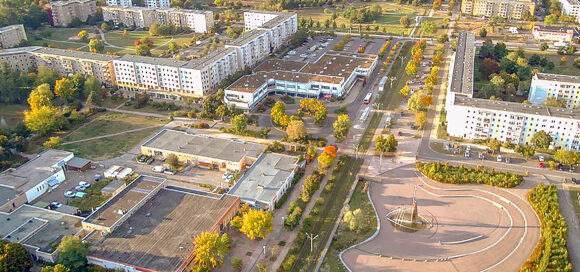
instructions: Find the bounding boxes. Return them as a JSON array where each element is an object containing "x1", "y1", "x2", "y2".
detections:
[
  {"x1": 342, "y1": 5, "x2": 382, "y2": 23},
  {"x1": 522, "y1": 183, "x2": 573, "y2": 271},
  {"x1": 416, "y1": 161, "x2": 523, "y2": 188},
  {"x1": 377, "y1": 40, "x2": 391, "y2": 58}
]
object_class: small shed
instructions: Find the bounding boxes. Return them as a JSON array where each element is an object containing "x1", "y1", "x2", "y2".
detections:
[
  {"x1": 66, "y1": 157, "x2": 92, "y2": 172},
  {"x1": 101, "y1": 180, "x2": 127, "y2": 197}
]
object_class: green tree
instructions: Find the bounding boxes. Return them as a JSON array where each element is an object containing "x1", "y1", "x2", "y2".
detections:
[
  {"x1": 23, "y1": 106, "x2": 65, "y2": 136},
  {"x1": 84, "y1": 76, "x2": 101, "y2": 99},
  {"x1": 0, "y1": 239, "x2": 33, "y2": 272},
  {"x1": 515, "y1": 144, "x2": 535, "y2": 158},
  {"x1": 407, "y1": 91, "x2": 424, "y2": 112},
  {"x1": 400, "y1": 15, "x2": 410, "y2": 28},
  {"x1": 231, "y1": 258, "x2": 243, "y2": 272},
  {"x1": 420, "y1": 21, "x2": 436, "y2": 34},
  {"x1": 531, "y1": 130, "x2": 553, "y2": 149},
  {"x1": 542, "y1": 97, "x2": 567, "y2": 108},
  {"x1": 135, "y1": 44, "x2": 152, "y2": 56},
  {"x1": 77, "y1": 30, "x2": 88, "y2": 42},
  {"x1": 168, "y1": 41, "x2": 179, "y2": 53},
  {"x1": 31, "y1": 83, "x2": 54, "y2": 99},
  {"x1": 231, "y1": 114, "x2": 248, "y2": 134},
  {"x1": 540, "y1": 42, "x2": 549, "y2": 51},
  {"x1": 374, "y1": 134, "x2": 398, "y2": 152},
  {"x1": 215, "y1": 104, "x2": 229, "y2": 121},
  {"x1": 41, "y1": 264, "x2": 70, "y2": 272},
  {"x1": 100, "y1": 22, "x2": 110, "y2": 31},
  {"x1": 193, "y1": 232, "x2": 230, "y2": 271},
  {"x1": 488, "y1": 139, "x2": 501, "y2": 154},
  {"x1": 54, "y1": 78, "x2": 75, "y2": 102},
  {"x1": 333, "y1": 114, "x2": 352, "y2": 141},
  {"x1": 149, "y1": 22, "x2": 161, "y2": 36},
  {"x1": 544, "y1": 14, "x2": 558, "y2": 25},
  {"x1": 43, "y1": 136, "x2": 61, "y2": 148},
  {"x1": 88, "y1": 38, "x2": 104, "y2": 53},
  {"x1": 479, "y1": 28, "x2": 487, "y2": 38},
  {"x1": 554, "y1": 149, "x2": 580, "y2": 166},
  {"x1": 166, "y1": 153, "x2": 180, "y2": 169},
  {"x1": 342, "y1": 208, "x2": 366, "y2": 233},
  {"x1": 56, "y1": 236, "x2": 89, "y2": 272},
  {"x1": 286, "y1": 119, "x2": 307, "y2": 141},
  {"x1": 234, "y1": 209, "x2": 274, "y2": 239}
]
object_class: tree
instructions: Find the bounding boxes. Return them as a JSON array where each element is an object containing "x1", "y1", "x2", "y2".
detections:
[
  {"x1": 555, "y1": 149, "x2": 580, "y2": 166},
  {"x1": 515, "y1": 144, "x2": 535, "y2": 158},
  {"x1": 231, "y1": 114, "x2": 248, "y2": 134},
  {"x1": 84, "y1": 76, "x2": 101, "y2": 97},
  {"x1": 342, "y1": 208, "x2": 366, "y2": 233},
  {"x1": 415, "y1": 111, "x2": 427, "y2": 129},
  {"x1": 271, "y1": 101, "x2": 289, "y2": 127},
  {"x1": 333, "y1": 114, "x2": 352, "y2": 141},
  {"x1": 28, "y1": 92, "x2": 52, "y2": 111},
  {"x1": 0, "y1": 239, "x2": 33, "y2": 272},
  {"x1": 77, "y1": 30, "x2": 88, "y2": 42},
  {"x1": 374, "y1": 134, "x2": 397, "y2": 152},
  {"x1": 286, "y1": 119, "x2": 307, "y2": 141},
  {"x1": 56, "y1": 236, "x2": 89, "y2": 272},
  {"x1": 437, "y1": 34, "x2": 449, "y2": 43},
  {"x1": 400, "y1": 85, "x2": 411, "y2": 96},
  {"x1": 488, "y1": 139, "x2": 501, "y2": 154},
  {"x1": 149, "y1": 22, "x2": 161, "y2": 36},
  {"x1": 231, "y1": 258, "x2": 243, "y2": 272},
  {"x1": 135, "y1": 44, "x2": 152, "y2": 56},
  {"x1": 41, "y1": 264, "x2": 70, "y2": 272},
  {"x1": 88, "y1": 38, "x2": 104, "y2": 53},
  {"x1": 193, "y1": 232, "x2": 230, "y2": 271},
  {"x1": 421, "y1": 96, "x2": 433, "y2": 107},
  {"x1": 405, "y1": 61, "x2": 418, "y2": 76},
  {"x1": 420, "y1": 21, "x2": 436, "y2": 34},
  {"x1": 543, "y1": 97, "x2": 567, "y2": 108},
  {"x1": 43, "y1": 136, "x2": 61, "y2": 148},
  {"x1": 100, "y1": 22, "x2": 110, "y2": 31},
  {"x1": 531, "y1": 130, "x2": 553, "y2": 149},
  {"x1": 544, "y1": 14, "x2": 558, "y2": 25},
  {"x1": 479, "y1": 58, "x2": 500, "y2": 80},
  {"x1": 318, "y1": 145, "x2": 337, "y2": 168},
  {"x1": 479, "y1": 28, "x2": 487, "y2": 38},
  {"x1": 216, "y1": 105, "x2": 229, "y2": 121},
  {"x1": 234, "y1": 209, "x2": 274, "y2": 239},
  {"x1": 540, "y1": 42, "x2": 549, "y2": 51},
  {"x1": 54, "y1": 78, "x2": 75, "y2": 102},
  {"x1": 407, "y1": 91, "x2": 424, "y2": 112},
  {"x1": 123, "y1": 29, "x2": 128, "y2": 38},
  {"x1": 24, "y1": 106, "x2": 65, "y2": 136},
  {"x1": 400, "y1": 15, "x2": 410, "y2": 28},
  {"x1": 166, "y1": 153, "x2": 179, "y2": 169}
]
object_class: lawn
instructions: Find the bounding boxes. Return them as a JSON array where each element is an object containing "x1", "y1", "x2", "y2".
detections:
[
  {"x1": 29, "y1": 39, "x2": 88, "y2": 51},
  {"x1": 105, "y1": 30, "x2": 174, "y2": 49},
  {"x1": 119, "y1": 103, "x2": 183, "y2": 114},
  {"x1": 414, "y1": 17, "x2": 448, "y2": 38},
  {"x1": 0, "y1": 104, "x2": 28, "y2": 129},
  {"x1": 570, "y1": 186, "x2": 580, "y2": 221},
  {"x1": 34, "y1": 27, "x2": 96, "y2": 42},
  {"x1": 322, "y1": 180, "x2": 378, "y2": 271},
  {"x1": 358, "y1": 112, "x2": 383, "y2": 152},
  {"x1": 377, "y1": 41, "x2": 412, "y2": 110},
  {"x1": 62, "y1": 112, "x2": 167, "y2": 143},
  {"x1": 528, "y1": 50, "x2": 580, "y2": 77},
  {"x1": 61, "y1": 126, "x2": 160, "y2": 160}
]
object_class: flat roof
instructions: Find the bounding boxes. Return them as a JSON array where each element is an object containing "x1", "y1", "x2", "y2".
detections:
[
  {"x1": 117, "y1": 54, "x2": 188, "y2": 67},
  {"x1": 0, "y1": 205, "x2": 83, "y2": 252},
  {"x1": 453, "y1": 96, "x2": 580, "y2": 119},
  {"x1": 101, "y1": 180, "x2": 126, "y2": 194},
  {"x1": 450, "y1": 32, "x2": 475, "y2": 95},
  {"x1": 0, "y1": 46, "x2": 41, "y2": 56},
  {"x1": 48, "y1": 0, "x2": 93, "y2": 6},
  {"x1": 86, "y1": 187, "x2": 239, "y2": 272},
  {"x1": 0, "y1": 149, "x2": 72, "y2": 192},
  {"x1": 142, "y1": 129, "x2": 265, "y2": 162},
  {"x1": 66, "y1": 157, "x2": 91, "y2": 169},
  {"x1": 534, "y1": 24, "x2": 578, "y2": 33},
  {"x1": 0, "y1": 185, "x2": 18, "y2": 207},
  {"x1": 299, "y1": 51, "x2": 375, "y2": 78},
  {"x1": 186, "y1": 47, "x2": 237, "y2": 69},
  {"x1": 0, "y1": 24, "x2": 23, "y2": 32},
  {"x1": 226, "y1": 29, "x2": 268, "y2": 47},
  {"x1": 255, "y1": 59, "x2": 306, "y2": 72},
  {"x1": 259, "y1": 12, "x2": 296, "y2": 29},
  {"x1": 84, "y1": 176, "x2": 165, "y2": 228},
  {"x1": 228, "y1": 70, "x2": 343, "y2": 93},
  {"x1": 534, "y1": 72, "x2": 580, "y2": 83},
  {"x1": 228, "y1": 153, "x2": 296, "y2": 206},
  {"x1": 33, "y1": 47, "x2": 120, "y2": 62}
]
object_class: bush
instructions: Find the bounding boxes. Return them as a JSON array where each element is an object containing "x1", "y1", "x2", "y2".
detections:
[
  {"x1": 196, "y1": 122, "x2": 210, "y2": 129},
  {"x1": 280, "y1": 95, "x2": 295, "y2": 104},
  {"x1": 265, "y1": 141, "x2": 285, "y2": 153},
  {"x1": 282, "y1": 254, "x2": 297, "y2": 271},
  {"x1": 416, "y1": 161, "x2": 522, "y2": 188}
]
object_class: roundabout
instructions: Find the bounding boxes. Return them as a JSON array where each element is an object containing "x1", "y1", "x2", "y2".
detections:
[{"x1": 340, "y1": 164, "x2": 541, "y2": 272}]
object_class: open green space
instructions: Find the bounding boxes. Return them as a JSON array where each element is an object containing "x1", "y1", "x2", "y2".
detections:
[
  {"x1": 358, "y1": 112, "x2": 383, "y2": 152},
  {"x1": 34, "y1": 27, "x2": 95, "y2": 42},
  {"x1": 378, "y1": 41, "x2": 412, "y2": 110},
  {"x1": 527, "y1": 50, "x2": 580, "y2": 77},
  {"x1": 323, "y1": 180, "x2": 377, "y2": 271},
  {"x1": 29, "y1": 39, "x2": 88, "y2": 51},
  {"x1": 61, "y1": 126, "x2": 160, "y2": 160},
  {"x1": 414, "y1": 17, "x2": 448, "y2": 38},
  {"x1": 0, "y1": 104, "x2": 28, "y2": 129},
  {"x1": 62, "y1": 112, "x2": 166, "y2": 143},
  {"x1": 570, "y1": 186, "x2": 580, "y2": 221}
]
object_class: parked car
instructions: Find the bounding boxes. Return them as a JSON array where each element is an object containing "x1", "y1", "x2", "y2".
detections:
[
  {"x1": 64, "y1": 191, "x2": 75, "y2": 198},
  {"x1": 222, "y1": 172, "x2": 231, "y2": 180},
  {"x1": 478, "y1": 153, "x2": 484, "y2": 159},
  {"x1": 539, "y1": 162, "x2": 545, "y2": 168},
  {"x1": 79, "y1": 181, "x2": 90, "y2": 188},
  {"x1": 557, "y1": 163, "x2": 564, "y2": 171},
  {"x1": 75, "y1": 185, "x2": 87, "y2": 191},
  {"x1": 496, "y1": 155, "x2": 502, "y2": 162},
  {"x1": 74, "y1": 192, "x2": 86, "y2": 198},
  {"x1": 539, "y1": 155, "x2": 545, "y2": 162},
  {"x1": 572, "y1": 178, "x2": 578, "y2": 184},
  {"x1": 466, "y1": 146, "x2": 471, "y2": 152},
  {"x1": 152, "y1": 166, "x2": 165, "y2": 173},
  {"x1": 50, "y1": 201, "x2": 62, "y2": 209},
  {"x1": 464, "y1": 151, "x2": 470, "y2": 158},
  {"x1": 505, "y1": 157, "x2": 510, "y2": 163},
  {"x1": 94, "y1": 174, "x2": 101, "y2": 181},
  {"x1": 164, "y1": 168, "x2": 176, "y2": 175}
]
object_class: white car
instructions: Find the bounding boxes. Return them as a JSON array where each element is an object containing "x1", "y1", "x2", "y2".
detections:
[
  {"x1": 287, "y1": 50, "x2": 296, "y2": 55},
  {"x1": 79, "y1": 181, "x2": 90, "y2": 188},
  {"x1": 300, "y1": 53, "x2": 308, "y2": 58},
  {"x1": 75, "y1": 185, "x2": 87, "y2": 191},
  {"x1": 152, "y1": 166, "x2": 165, "y2": 173},
  {"x1": 464, "y1": 151, "x2": 470, "y2": 158},
  {"x1": 496, "y1": 155, "x2": 502, "y2": 162},
  {"x1": 466, "y1": 146, "x2": 471, "y2": 152},
  {"x1": 64, "y1": 191, "x2": 75, "y2": 198},
  {"x1": 539, "y1": 155, "x2": 545, "y2": 162},
  {"x1": 50, "y1": 201, "x2": 62, "y2": 208}
]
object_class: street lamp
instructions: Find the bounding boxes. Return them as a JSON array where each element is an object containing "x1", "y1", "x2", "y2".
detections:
[{"x1": 389, "y1": 76, "x2": 397, "y2": 88}]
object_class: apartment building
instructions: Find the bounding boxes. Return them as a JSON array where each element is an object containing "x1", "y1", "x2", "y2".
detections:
[
  {"x1": 102, "y1": 6, "x2": 156, "y2": 29},
  {"x1": 244, "y1": 10, "x2": 298, "y2": 52},
  {"x1": 225, "y1": 51, "x2": 378, "y2": 110},
  {"x1": 447, "y1": 95, "x2": 580, "y2": 151},
  {"x1": 0, "y1": 25, "x2": 27, "y2": 49},
  {"x1": 0, "y1": 47, "x2": 38, "y2": 72},
  {"x1": 106, "y1": 0, "x2": 132, "y2": 7},
  {"x1": 461, "y1": 0, "x2": 535, "y2": 19},
  {"x1": 559, "y1": 0, "x2": 580, "y2": 23},
  {"x1": 46, "y1": 0, "x2": 97, "y2": 27},
  {"x1": 446, "y1": 32, "x2": 475, "y2": 109},
  {"x1": 532, "y1": 24, "x2": 578, "y2": 42},
  {"x1": 226, "y1": 29, "x2": 271, "y2": 69},
  {"x1": 244, "y1": 10, "x2": 279, "y2": 30},
  {"x1": 146, "y1": 0, "x2": 169, "y2": 8},
  {"x1": 529, "y1": 73, "x2": 580, "y2": 108},
  {"x1": 102, "y1": 7, "x2": 213, "y2": 32}
]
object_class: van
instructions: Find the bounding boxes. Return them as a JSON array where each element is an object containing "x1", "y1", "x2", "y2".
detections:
[
  {"x1": 152, "y1": 166, "x2": 164, "y2": 173},
  {"x1": 496, "y1": 155, "x2": 502, "y2": 162}
]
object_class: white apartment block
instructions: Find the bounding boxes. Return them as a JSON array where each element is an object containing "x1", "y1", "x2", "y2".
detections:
[
  {"x1": 559, "y1": 0, "x2": 580, "y2": 23},
  {"x1": 447, "y1": 95, "x2": 580, "y2": 151},
  {"x1": 146, "y1": 0, "x2": 169, "y2": 8},
  {"x1": 226, "y1": 29, "x2": 271, "y2": 69},
  {"x1": 446, "y1": 32, "x2": 475, "y2": 109},
  {"x1": 244, "y1": 11, "x2": 279, "y2": 30},
  {"x1": 529, "y1": 73, "x2": 580, "y2": 108},
  {"x1": 102, "y1": 7, "x2": 213, "y2": 32},
  {"x1": 46, "y1": 0, "x2": 97, "y2": 27},
  {"x1": 106, "y1": 0, "x2": 132, "y2": 7},
  {"x1": 244, "y1": 10, "x2": 298, "y2": 52},
  {"x1": 0, "y1": 47, "x2": 38, "y2": 72},
  {"x1": 0, "y1": 25, "x2": 27, "y2": 49}
]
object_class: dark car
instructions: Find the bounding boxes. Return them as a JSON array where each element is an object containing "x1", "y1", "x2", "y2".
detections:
[{"x1": 572, "y1": 178, "x2": 578, "y2": 184}]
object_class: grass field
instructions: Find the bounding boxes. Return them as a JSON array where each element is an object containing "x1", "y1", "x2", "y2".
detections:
[
  {"x1": 378, "y1": 41, "x2": 412, "y2": 110},
  {"x1": 528, "y1": 50, "x2": 580, "y2": 77},
  {"x1": 358, "y1": 112, "x2": 383, "y2": 152},
  {"x1": 570, "y1": 186, "x2": 580, "y2": 221},
  {"x1": 104, "y1": 31, "x2": 193, "y2": 54},
  {"x1": 414, "y1": 17, "x2": 448, "y2": 38},
  {"x1": 0, "y1": 104, "x2": 28, "y2": 129},
  {"x1": 62, "y1": 112, "x2": 166, "y2": 143},
  {"x1": 61, "y1": 126, "x2": 160, "y2": 160},
  {"x1": 29, "y1": 39, "x2": 88, "y2": 51}
]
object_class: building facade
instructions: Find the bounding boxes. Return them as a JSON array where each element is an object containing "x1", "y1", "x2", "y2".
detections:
[
  {"x1": 106, "y1": 0, "x2": 132, "y2": 7},
  {"x1": 103, "y1": 6, "x2": 213, "y2": 33},
  {"x1": 244, "y1": 10, "x2": 298, "y2": 52},
  {"x1": 0, "y1": 47, "x2": 38, "y2": 72},
  {"x1": 146, "y1": 0, "x2": 169, "y2": 8},
  {"x1": 447, "y1": 95, "x2": 580, "y2": 151},
  {"x1": 532, "y1": 24, "x2": 578, "y2": 42},
  {"x1": 46, "y1": 0, "x2": 97, "y2": 27},
  {"x1": 559, "y1": 0, "x2": 580, "y2": 23},
  {"x1": 102, "y1": 6, "x2": 157, "y2": 29},
  {"x1": 461, "y1": 0, "x2": 535, "y2": 19},
  {"x1": 529, "y1": 73, "x2": 580, "y2": 108},
  {"x1": 0, "y1": 25, "x2": 27, "y2": 49}
]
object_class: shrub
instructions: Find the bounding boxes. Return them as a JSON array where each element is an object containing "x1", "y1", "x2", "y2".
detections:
[{"x1": 416, "y1": 161, "x2": 522, "y2": 188}]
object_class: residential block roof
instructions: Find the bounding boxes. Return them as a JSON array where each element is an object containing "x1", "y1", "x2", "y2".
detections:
[
  {"x1": 449, "y1": 32, "x2": 475, "y2": 96},
  {"x1": 534, "y1": 72, "x2": 580, "y2": 83},
  {"x1": 453, "y1": 95, "x2": 580, "y2": 119}
]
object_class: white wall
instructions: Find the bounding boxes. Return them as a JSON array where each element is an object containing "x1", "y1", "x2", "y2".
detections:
[{"x1": 25, "y1": 170, "x2": 65, "y2": 202}]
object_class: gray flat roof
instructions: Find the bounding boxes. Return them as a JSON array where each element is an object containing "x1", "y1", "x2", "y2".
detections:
[
  {"x1": 450, "y1": 32, "x2": 475, "y2": 95},
  {"x1": 186, "y1": 47, "x2": 237, "y2": 69},
  {"x1": 0, "y1": 205, "x2": 83, "y2": 252},
  {"x1": 453, "y1": 96, "x2": 580, "y2": 119},
  {"x1": 86, "y1": 187, "x2": 238, "y2": 272},
  {"x1": 66, "y1": 157, "x2": 91, "y2": 169},
  {"x1": 534, "y1": 24, "x2": 578, "y2": 33},
  {"x1": 259, "y1": 13, "x2": 296, "y2": 29},
  {"x1": 117, "y1": 54, "x2": 188, "y2": 67},
  {"x1": 101, "y1": 179, "x2": 126, "y2": 194},
  {"x1": 226, "y1": 29, "x2": 268, "y2": 47},
  {"x1": 228, "y1": 153, "x2": 297, "y2": 206},
  {"x1": 0, "y1": 24, "x2": 23, "y2": 32},
  {"x1": 0, "y1": 149, "x2": 72, "y2": 192},
  {"x1": 142, "y1": 129, "x2": 265, "y2": 163},
  {"x1": 534, "y1": 72, "x2": 580, "y2": 83},
  {"x1": 0, "y1": 46, "x2": 41, "y2": 56},
  {"x1": 33, "y1": 47, "x2": 120, "y2": 62},
  {"x1": 0, "y1": 185, "x2": 18, "y2": 208}
]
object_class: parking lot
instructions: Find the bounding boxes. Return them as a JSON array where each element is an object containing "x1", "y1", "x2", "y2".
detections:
[{"x1": 282, "y1": 34, "x2": 388, "y2": 63}]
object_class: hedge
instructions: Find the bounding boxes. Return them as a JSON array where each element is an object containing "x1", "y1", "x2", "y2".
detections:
[{"x1": 416, "y1": 161, "x2": 522, "y2": 188}]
